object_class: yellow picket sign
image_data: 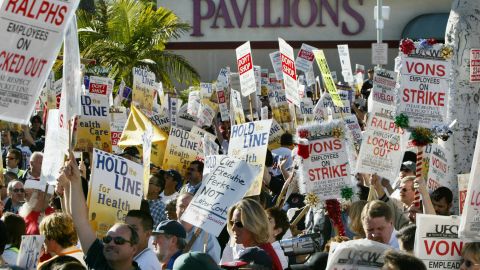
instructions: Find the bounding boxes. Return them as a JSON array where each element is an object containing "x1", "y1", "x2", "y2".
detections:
[{"x1": 313, "y1": 50, "x2": 344, "y2": 107}]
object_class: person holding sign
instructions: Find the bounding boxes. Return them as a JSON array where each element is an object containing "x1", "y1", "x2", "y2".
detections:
[
  {"x1": 59, "y1": 152, "x2": 141, "y2": 270},
  {"x1": 37, "y1": 213, "x2": 86, "y2": 268},
  {"x1": 226, "y1": 199, "x2": 283, "y2": 270}
]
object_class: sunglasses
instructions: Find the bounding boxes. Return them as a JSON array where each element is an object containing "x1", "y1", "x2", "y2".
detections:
[
  {"x1": 400, "y1": 188, "x2": 412, "y2": 192},
  {"x1": 230, "y1": 220, "x2": 243, "y2": 228},
  {"x1": 13, "y1": 188, "x2": 25, "y2": 193},
  {"x1": 102, "y1": 235, "x2": 131, "y2": 245},
  {"x1": 461, "y1": 259, "x2": 480, "y2": 268}
]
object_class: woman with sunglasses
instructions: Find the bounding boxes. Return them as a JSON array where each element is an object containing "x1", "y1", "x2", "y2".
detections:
[
  {"x1": 226, "y1": 199, "x2": 283, "y2": 270},
  {"x1": 460, "y1": 242, "x2": 480, "y2": 270}
]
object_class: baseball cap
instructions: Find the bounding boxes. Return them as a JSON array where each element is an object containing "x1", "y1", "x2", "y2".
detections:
[
  {"x1": 173, "y1": 252, "x2": 220, "y2": 270},
  {"x1": 152, "y1": 220, "x2": 186, "y2": 238},
  {"x1": 165, "y1": 169, "x2": 182, "y2": 184},
  {"x1": 400, "y1": 161, "x2": 416, "y2": 172}
]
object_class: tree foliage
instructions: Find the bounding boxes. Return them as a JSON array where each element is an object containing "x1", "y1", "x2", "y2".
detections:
[{"x1": 76, "y1": 0, "x2": 199, "y2": 89}]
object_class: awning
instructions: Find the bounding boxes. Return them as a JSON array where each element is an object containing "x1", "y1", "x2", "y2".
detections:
[{"x1": 401, "y1": 13, "x2": 449, "y2": 40}]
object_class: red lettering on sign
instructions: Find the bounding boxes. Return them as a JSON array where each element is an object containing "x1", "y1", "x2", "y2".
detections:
[
  {"x1": 308, "y1": 164, "x2": 347, "y2": 181},
  {"x1": 406, "y1": 61, "x2": 446, "y2": 77},
  {"x1": 237, "y1": 53, "x2": 252, "y2": 75},
  {"x1": 402, "y1": 88, "x2": 445, "y2": 106},
  {"x1": 89, "y1": 83, "x2": 108, "y2": 95},
  {"x1": 5, "y1": 0, "x2": 67, "y2": 26},
  {"x1": 299, "y1": 49, "x2": 314, "y2": 61},
  {"x1": 281, "y1": 53, "x2": 296, "y2": 80}
]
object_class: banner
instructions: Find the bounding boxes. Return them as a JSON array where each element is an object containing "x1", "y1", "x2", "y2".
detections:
[
  {"x1": 132, "y1": 67, "x2": 156, "y2": 112},
  {"x1": 229, "y1": 120, "x2": 272, "y2": 196},
  {"x1": 40, "y1": 109, "x2": 66, "y2": 185},
  {"x1": 236, "y1": 41, "x2": 256, "y2": 96},
  {"x1": 17, "y1": 235, "x2": 45, "y2": 270},
  {"x1": 337, "y1": 44, "x2": 354, "y2": 84},
  {"x1": 87, "y1": 149, "x2": 143, "y2": 237},
  {"x1": 269, "y1": 51, "x2": 283, "y2": 80},
  {"x1": 200, "y1": 82, "x2": 214, "y2": 99},
  {"x1": 110, "y1": 107, "x2": 128, "y2": 154},
  {"x1": 279, "y1": 38, "x2": 300, "y2": 107},
  {"x1": 296, "y1": 43, "x2": 317, "y2": 73},
  {"x1": 187, "y1": 90, "x2": 201, "y2": 116},
  {"x1": 268, "y1": 119, "x2": 284, "y2": 150},
  {"x1": 326, "y1": 239, "x2": 389, "y2": 270},
  {"x1": 163, "y1": 127, "x2": 204, "y2": 177},
  {"x1": 74, "y1": 94, "x2": 111, "y2": 153},
  {"x1": 147, "y1": 107, "x2": 171, "y2": 134},
  {"x1": 230, "y1": 89, "x2": 245, "y2": 124},
  {"x1": 0, "y1": 0, "x2": 79, "y2": 124},
  {"x1": 343, "y1": 115, "x2": 363, "y2": 147},
  {"x1": 168, "y1": 96, "x2": 178, "y2": 127},
  {"x1": 395, "y1": 42, "x2": 452, "y2": 128},
  {"x1": 372, "y1": 68, "x2": 397, "y2": 107},
  {"x1": 357, "y1": 103, "x2": 407, "y2": 182},
  {"x1": 298, "y1": 120, "x2": 355, "y2": 200},
  {"x1": 427, "y1": 142, "x2": 453, "y2": 192},
  {"x1": 196, "y1": 100, "x2": 216, "y2": 127},
  {"x1": 181, "y1": 155, "x2": 260, "y2": 237},
  {"x1": 118, "y1": 105, "x2": 168, "y2": 166},
  {"x1": 313, "y1": 50, "x2": 344, "y2": 107},
  {"x1": 88, "y1": 76, "x2": 114, "y2": 96},
  {"x1": 142, "y1": 123, "x2": 153, "y2": 196},
  {"x1": 268, "y1": 83, "x2": 291, "y2": 124},
  {"x1": 458, "y1": 174, "x2": 469, "y2": 215},
  {"x1": 459, "y1": 124, "x2": 480, "y2": 240},
  {"x1": 177, "y1": 104, "x2": 198, "y2": 131},
  {"x1": 414, "y1": 214, "x2": 463, "y2": 270},
  {"x1": 216, "y1": 86, "x2": 229, "y2": 121},
  {"x1": 470, "y1": 49, "x2": 480, "y2": 83},
  {"x1": 217, "y1": 67, "x2": 230, "y2": 90},
  {"x1": 313, "y1": 91, "x2": 351, "y2": 121}
]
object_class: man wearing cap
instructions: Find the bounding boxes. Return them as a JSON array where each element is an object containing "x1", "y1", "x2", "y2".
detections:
[
  {"x1": 119, "y1": 146, "x2": 141, "y2": 164},
  {"x1": 59, "y1": 151, "x2": 141, "y2": 270},
  {"x1": 176, "y1": 193, "x2": 221, "y2": 263},
  {"x1": 152, "y1": 220, "x2": 187, "y2": 270}
]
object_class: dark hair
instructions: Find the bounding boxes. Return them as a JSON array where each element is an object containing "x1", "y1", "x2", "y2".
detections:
[
  {"x1": 280, "y1": 132, "x2": 293, "y2": 146},
  {"x1": 127, "y1": 210, "x2": 154, "y2": 231},
  {"x1": 402, "y1": 151, "x2": 417, "y2": 164},
  {"x1": 190, "y1": 160, "x2": 204, "y2": 173},
  {"x1": 2, "y1": 212, "x2": 26, "y2": 248},
  {"x1": 383, "y1": 250, "x2": 426, "y2": 270},
  {"x1": 431, "y1": 186, "x2": 453, "y2": 204},
  {"x1": 150, "y1": 172, "x2": 165, "y2": 188},
  {"x1": 0, "y1": 220, "x2": 7, "y2": 255},
  {"x1": 7, "y1": 148, "x2": 22, "y2": 161},
  {"x1": 124, "y1": 223, "x2": 139, "y2": 245},
  {"x1": 396, "y1": 224, "x2": 416, "y2": 252},
  {"x1": 266, "y1": 207, "x2": 289, "y2": 241},
  {"x1": 30, "y1": 115, "x2": 42, "y2": 125}
]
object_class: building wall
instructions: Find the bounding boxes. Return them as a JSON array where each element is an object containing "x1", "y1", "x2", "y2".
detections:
[{"x1": 159, "y1": 0, "x2": 453, "y2": 82}]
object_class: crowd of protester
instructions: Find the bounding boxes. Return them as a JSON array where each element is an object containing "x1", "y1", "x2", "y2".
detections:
[{"x1": 0, "y1": 79, "x2": 479, "y2": 270}]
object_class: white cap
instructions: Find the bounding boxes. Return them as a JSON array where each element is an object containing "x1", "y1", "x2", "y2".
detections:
[{"x1": 24, "y1": 180, "x2": 55, "y2": 195}]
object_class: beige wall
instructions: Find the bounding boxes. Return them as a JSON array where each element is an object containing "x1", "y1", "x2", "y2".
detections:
[{"x1": 158, "y1": 0, "x2": 453, "y2": 82}]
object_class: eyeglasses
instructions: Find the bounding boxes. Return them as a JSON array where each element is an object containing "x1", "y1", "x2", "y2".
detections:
[
  {"x1": 13, "y1": 188, "x2": 25, "y2": 193},
  {"x1": 461, "y1": 259, "x2": 480, "y2": 268},
  {"x1": 400, "y1": 188, "x2": 413, "y2": 192},
  {"x1": 230, "y1": 220, "x2": 243, "y2": 228},
  {"x1": 102, "y1": 235, "x2": 131, "y2": 245}
]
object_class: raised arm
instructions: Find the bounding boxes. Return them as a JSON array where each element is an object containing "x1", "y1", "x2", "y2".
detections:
[
  {"x1": 415, "y1": 177, "x2": 436, "y2": 215},
  {"x1": 61, "y1": 151, "x2": 96, "y2": 252}
]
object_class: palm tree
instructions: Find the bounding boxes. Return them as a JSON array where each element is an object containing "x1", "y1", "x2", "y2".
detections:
[{"x1": 76, "y1": 0, "x2": 199, "y2": 89}]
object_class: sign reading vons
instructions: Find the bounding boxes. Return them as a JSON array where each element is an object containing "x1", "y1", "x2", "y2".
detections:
[{"x1": 188, "y1": 0, "x2": 365, "y2": 36}]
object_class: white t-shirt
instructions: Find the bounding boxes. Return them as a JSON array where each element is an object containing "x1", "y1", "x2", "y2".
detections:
[
  {"x1": 134, "y1": 248, "x2": 161, "y2": 270},
  {"x1": 271, "y1": 241, "x2": 289, "y2": 269},
  {"x1": 160, "y1": 191, "x2": 179, "y2": 204}
]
